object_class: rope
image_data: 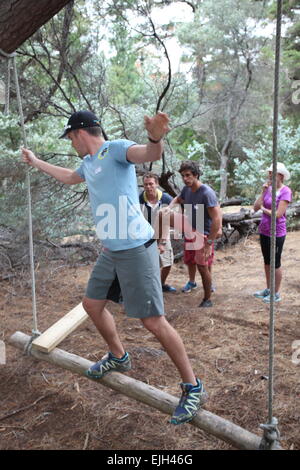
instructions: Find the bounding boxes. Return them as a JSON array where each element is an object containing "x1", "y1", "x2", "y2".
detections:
[
  {"x1": 11, "y1": 55, "x2": 39, "y2": 336},
  {"x1": 1, "y1": 48, "x2": 39, "y2": 335},
  {"x1": 260, "y1": 0, "x2": 282, "y2": 450}
]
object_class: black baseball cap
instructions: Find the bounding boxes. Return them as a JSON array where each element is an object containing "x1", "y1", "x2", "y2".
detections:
[{"x1": 59, "y1": 110, "x2": 101, "y2": 139}]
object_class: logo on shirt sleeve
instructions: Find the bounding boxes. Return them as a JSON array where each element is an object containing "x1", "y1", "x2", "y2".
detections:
[{"x1": 98, "y1": 147, "x2": 109, "y2": 160}]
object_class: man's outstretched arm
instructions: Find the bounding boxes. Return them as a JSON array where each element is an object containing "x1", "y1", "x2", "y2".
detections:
[
  {"x1": 21, "y1": 148, "x2": 84, "y2": 185},
  {"x1": 127, "y1": 112, "x2": 170, "y2": 164}
]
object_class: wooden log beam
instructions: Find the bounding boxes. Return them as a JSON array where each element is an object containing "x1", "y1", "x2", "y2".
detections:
[
  {"x1": 222, "y1": 210, "x2": 252, "y2": 224},
  {"x1": 220, "y1": 198, "x2": 246, "y2": 208},
  {"x1": 9, "y1": 331, "x2": 264, "y2": 450}
]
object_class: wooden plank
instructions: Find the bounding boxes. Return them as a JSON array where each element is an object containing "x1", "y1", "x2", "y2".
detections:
[
  {"x1": 31, "y1": 303, "x2": 88, "y2": 353},
  {"x1": 9, "y1": 331, "x2": 267, "y2": 450}
]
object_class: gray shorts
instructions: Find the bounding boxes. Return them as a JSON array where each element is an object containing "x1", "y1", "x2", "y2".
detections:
[{"x1": 85, "y1": 240, "x2": 165, "y2": 319}]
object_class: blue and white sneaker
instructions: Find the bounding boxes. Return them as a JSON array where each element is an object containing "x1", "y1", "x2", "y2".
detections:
[
  {"x1": 162, "y1": 284, "x2": 177, "y2": 293},
  {"x1": 199, "y1": 299, "x2": 213, "y2": 308},
  {"x1": 170, "y1": 378, "x2": 207, "y2": 425},
  {"x1": 182, "y1": 281, "x2": 197, "y2": 293},
  {"x1": 85, "y1": 351, "x2": 132, "y2": 379},
  {"x1": 253, "y1": 288, "x2": 270, "y2": 299},
  {"x1": 263, "y1": 293, "x2": 281, "y2": 303}
]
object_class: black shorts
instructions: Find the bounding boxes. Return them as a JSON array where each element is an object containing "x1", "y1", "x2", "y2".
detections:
[{"x1": 259, "y1": 234, "x2": 286, "y2": 269}]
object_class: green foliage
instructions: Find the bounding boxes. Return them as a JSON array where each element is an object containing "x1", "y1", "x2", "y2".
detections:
[
  {"x1": 185, "y1": 140, "x2": 221, "y2": 189},
  {"x1": 107, "y1": 22, "x2": 147, "y2": 106},
  {"x1": 1, "y1": 0, "x2": 300, "y2": 244},
  {"x1": 269, "y1": 0, "x2": 300, "y2": 124},
  {"x1": 0, "y1": 114, "x2": 27, "y2": 230},
  {"x1": 174, "y1": 0, "x2": 280, "y2": 198},
  {"x1": 0, "y1": 111, "x2": 93, "y2": 239},
  {"x1": 234, "y1": 118, "x2": 300, "y2": 199}
]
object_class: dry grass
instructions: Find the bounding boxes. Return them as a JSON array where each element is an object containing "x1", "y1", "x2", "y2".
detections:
[{"x1": 0, "y1": 232, "x2": 299, "y2": 450}]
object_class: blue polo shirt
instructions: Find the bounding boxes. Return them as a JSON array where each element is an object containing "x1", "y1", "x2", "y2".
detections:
[{"x1": 75, "y1": 139, "x2": 154, "y2": 251}]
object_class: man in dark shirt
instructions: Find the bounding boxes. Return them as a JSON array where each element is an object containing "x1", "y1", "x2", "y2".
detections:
[{"x1": 170, "y1": 161, "x2": 222, "y2": 307}]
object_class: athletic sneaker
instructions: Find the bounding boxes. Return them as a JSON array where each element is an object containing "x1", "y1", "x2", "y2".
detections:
[
  {"x1": 263, "y1": 293, "x2": 281, "y2": 303},
  {"x1": 170, "y1": 378, "x2": 207, "y2": 425},
  {"x1": 182, "y1": 281, "x2": 197, "y2": 293},
  {"x1": 162, "y1": 284, "x2": 177, "y2": 293},
  {"x1": 199, "y1": 299, "x2": 213, "y2": 308},
  {"x1": 85, "y1": 351, "x2": 132, "y2": 379},
  {"x1": 253, "y1": 288, "x2": 270, "y2": 299}
]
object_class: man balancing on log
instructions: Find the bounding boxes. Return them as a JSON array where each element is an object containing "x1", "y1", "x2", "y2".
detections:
[{"x1": 21, "y1": 109, "x2": 207, "y2": 425}]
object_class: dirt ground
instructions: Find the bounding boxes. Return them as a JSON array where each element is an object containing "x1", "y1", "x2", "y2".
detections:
[{"x1": 0, "y1": 232, "x2": 299, "y2": 451}]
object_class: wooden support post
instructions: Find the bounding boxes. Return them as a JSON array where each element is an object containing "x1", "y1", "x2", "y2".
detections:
[
  {"x1": 9, "y1": 331, "x2": 266, "y2": 450},
  {"x1": 31, "y1": 303, "x2": 88, "y2": 353}
]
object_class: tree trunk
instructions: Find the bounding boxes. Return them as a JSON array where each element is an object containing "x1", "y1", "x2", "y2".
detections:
[
  {"x1": 219, "y1": 154, "x2": 228, "y2": 201},
  {"x1": 0, "y1": 0, "x2": 71, "y2": 54},
  {"x1": 219, "y1": 137, "x2": 232, "y2": 201}
]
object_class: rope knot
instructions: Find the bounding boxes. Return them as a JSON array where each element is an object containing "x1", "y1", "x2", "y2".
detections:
[
  {"x1": 259, "y1": 417, "x2": 281, "y2": 450},
  {"x1": 24, "y1": 331, "x2": 41, "y2": 356}
]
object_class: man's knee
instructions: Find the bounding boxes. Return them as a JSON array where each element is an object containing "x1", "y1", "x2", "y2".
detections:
[
  {"x1": 141, "y1": 315, "x2": 165, "y2": 334},
  {"x1": 82, "y1": 296, "x2": 106, "y2": 316},
  {"x1": 82, "y1": 297, "x2": 92, "y2": 313},
  {"x1": 197, "y1": 264, "x2": 209, "y2": 274}
]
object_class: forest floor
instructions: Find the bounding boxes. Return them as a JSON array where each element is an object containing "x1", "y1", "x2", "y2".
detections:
[{"x1": 0, "y1": 232, "x2": 299, "y2": 451}]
